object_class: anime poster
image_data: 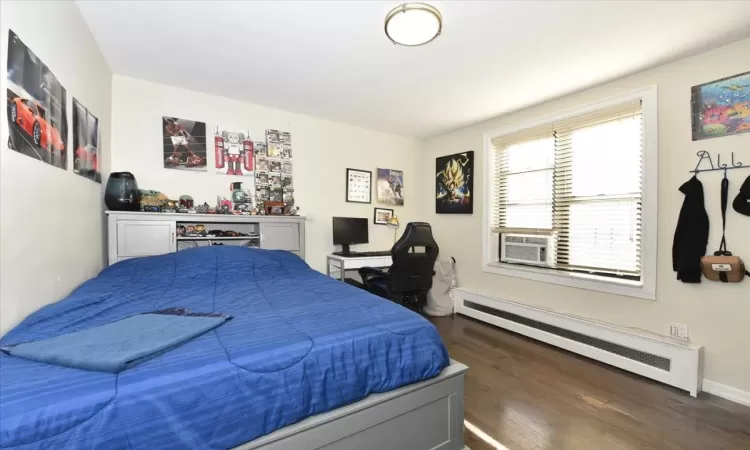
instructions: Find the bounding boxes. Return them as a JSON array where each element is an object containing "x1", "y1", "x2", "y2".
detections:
[
  {"x1": 162, "y1": 117, "x2": 207, "y2": 170},
  {"x1": 691, "y1": 71, "x2": 750, "y2": 141},
  {"x1": 214, "y1": 126, "x2": 253, "y2": 176},
  {"x1": 72, "y1": 99, "x2": 101, "y2": 182},
  {"x1": 436, "y1": 151, "x2": 473, "y2": 214},
  {"x1": 376, "y1": 168, "x2": 404, "y2": 206},
  {"x1": 6, "y1": 30, "x2": 68, "y2": 170}
]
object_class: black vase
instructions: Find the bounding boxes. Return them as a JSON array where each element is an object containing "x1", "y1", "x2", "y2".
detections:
[{"x1": 104, "y1": 172, "x2": 140, "y2": 211}]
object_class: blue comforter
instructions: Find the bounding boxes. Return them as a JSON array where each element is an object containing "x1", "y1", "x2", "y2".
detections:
[{"x1": 0, "y1": 247, "x2": 449, "y2": 449}]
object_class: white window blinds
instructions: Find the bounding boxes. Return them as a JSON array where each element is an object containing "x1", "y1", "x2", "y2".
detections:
[{"x1": 491, "y1": 100, "x2": 643, "y2": 279}]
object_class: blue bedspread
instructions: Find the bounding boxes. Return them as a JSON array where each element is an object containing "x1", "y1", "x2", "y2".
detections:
[{"x1": 0, "y1": 247, "x2": 449, "y2": 449}]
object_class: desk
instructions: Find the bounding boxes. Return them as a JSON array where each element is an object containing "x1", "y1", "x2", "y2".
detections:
[{"x1": 326, "y1": 254, "x2": 392, "y2": 281}]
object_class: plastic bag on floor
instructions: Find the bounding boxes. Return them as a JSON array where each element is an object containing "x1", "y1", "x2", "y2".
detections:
[{"x1": 425, "y1": 257, "x2": 456, "y2": 316}]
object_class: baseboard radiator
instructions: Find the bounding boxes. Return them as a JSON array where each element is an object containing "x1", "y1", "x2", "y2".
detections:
[{"x1": 454, "y1": 288, "x2": 703, "y2": 397}]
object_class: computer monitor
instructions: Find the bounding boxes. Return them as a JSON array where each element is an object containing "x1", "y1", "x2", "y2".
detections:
[{"x1": 333, "y1": 217, "x2": 368, "y2": 254}]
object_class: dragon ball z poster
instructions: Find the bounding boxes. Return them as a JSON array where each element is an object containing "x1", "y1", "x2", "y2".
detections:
[
  {"x1": 436, "y1": 151, "x2": 473, "y2": 214},
  {"x1": 691, "y1": 71, "x2": 750, "y2": 141},
  {"x1": 6, "y1": 30, "x2": 68, "y2": 170}
]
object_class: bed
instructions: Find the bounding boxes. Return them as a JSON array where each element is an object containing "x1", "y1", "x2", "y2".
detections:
[{"x1": 0, "y1": 246, "x2": 467, "y2": 450}]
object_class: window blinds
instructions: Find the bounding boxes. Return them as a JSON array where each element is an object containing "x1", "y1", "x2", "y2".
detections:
[{"x1": 492, "y1": 100, "x2": 643, "y2": 278}]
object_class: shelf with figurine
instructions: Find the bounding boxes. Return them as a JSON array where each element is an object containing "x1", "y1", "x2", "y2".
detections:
[{"x1": 176, "y1": 236, "x2": 259, "y2": 241}]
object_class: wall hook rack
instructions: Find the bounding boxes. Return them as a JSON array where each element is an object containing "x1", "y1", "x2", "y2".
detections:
[{"x1": 691, "y1": 150, "x2": 748, "y2": 175}]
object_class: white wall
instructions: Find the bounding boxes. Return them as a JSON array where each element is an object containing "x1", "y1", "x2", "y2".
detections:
[
  {"x1": 110, "y1": 76, "x2": 422, "y2": 273},
  {"x1": 0, "y1": 1, "x2": 112, "y2": 335},
  {"x1": 421, "y1": 37, "x2": 750, "y2": 393}
]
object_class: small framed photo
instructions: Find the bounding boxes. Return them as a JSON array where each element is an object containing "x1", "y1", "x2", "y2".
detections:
[
  {"x1": 346, "y1": 168, "x2": 372, "y2": 203},
  {"x1": 373, "y1": 207, "x2": 394, "y2": 225}
]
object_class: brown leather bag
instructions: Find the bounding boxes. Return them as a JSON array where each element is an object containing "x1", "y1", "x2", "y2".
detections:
[
  {"x1": 701, "y1": 255, "x2": 746, "y2": 282},
  {"x1": 701, "y1": 176, "x2": 749, "y2": 282}
]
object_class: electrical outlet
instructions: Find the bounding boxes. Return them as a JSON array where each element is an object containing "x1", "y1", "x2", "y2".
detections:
[{"x1": 669, "y1": 323, "x2": 689, "y2": 340}]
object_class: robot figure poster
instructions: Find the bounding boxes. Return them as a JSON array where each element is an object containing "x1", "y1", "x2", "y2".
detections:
[
  {"x1": 163, "y1": 117, "x2": 207, "y2": 171},
  {"x1": 215, "y1": 126, "x2": 254, "y2": 177}
]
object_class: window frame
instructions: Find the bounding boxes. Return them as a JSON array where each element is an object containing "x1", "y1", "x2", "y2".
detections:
[{"x1": 482, "y1": 86, "x2": 658, "y2": 301}]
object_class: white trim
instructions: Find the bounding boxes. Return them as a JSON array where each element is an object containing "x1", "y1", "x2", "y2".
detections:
[
  {"x1": 454, "y1": 288, "x2": 703, "y2": 396},
  {"x1": 482, "y1": 85, "x2": 658, "y2": 301},
  {"x1": 702, "y1": 379, "x2": 750, "y2": 407}
]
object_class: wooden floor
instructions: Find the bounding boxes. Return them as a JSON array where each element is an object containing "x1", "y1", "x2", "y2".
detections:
[{"x1": 428, "y1": 314, "x2": 750, "y2": 450}]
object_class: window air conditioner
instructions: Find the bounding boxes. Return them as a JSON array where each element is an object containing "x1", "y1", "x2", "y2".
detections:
[{"x1": 500, "y1": 234, "x2": 552, "y2": 266}]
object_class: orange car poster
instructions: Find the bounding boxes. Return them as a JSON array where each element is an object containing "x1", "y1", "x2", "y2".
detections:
[
  {"x1": 73, "y1": 99, "x2": 101, "y2": 183},
  {"x1": 6, "y1": 30, "x2": 68, "y2": 170}
]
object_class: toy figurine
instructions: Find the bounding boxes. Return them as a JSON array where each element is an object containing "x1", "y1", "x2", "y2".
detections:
[
  {"x1": 195, "y1": 202, "x2": 209, "y2": 214},
  {"x1": 215, "y1": 127, "x2": 253, "y2": 176},
  {"x1": 194, "y1": 224, "x2": 206, "y2": 236},
  {"x1": 179, "y1": 195, "x2": 194, "y2": 210}
]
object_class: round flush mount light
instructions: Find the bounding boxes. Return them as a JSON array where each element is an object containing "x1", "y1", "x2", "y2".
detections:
[{"x1": 384, "y1": 3, "x2": 442, "y2": 47}]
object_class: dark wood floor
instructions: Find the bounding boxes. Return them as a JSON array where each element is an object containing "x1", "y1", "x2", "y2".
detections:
[{"x1": 428, "y1": 314, "x2": 750, "y2": 450}]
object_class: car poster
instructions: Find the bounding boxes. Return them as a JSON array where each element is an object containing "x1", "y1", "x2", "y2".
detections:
[
  {"x1": 162, "y1": 116, "x2": 207, "y2": 171},
  {"x1": 6, "y1": 30, "x2": 68, "y2": 170},
  {"x1": 72, "y1": 99, "x2": 101, "y2": 182}
]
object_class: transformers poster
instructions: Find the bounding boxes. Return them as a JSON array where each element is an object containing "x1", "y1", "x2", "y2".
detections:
[
  {"x1": 376, "y1": 168, "x2": 404, "y2": 206},
  {"x1": 6, "y1": 30, "x2": 68, "y2": 170},
  {"x1": 163, "y1": 116, "x2": 207, "y2": 171},
  {"x1": 72, "y1": 99, "x2": 101, "y2": 183},
  {"x1": 214, "y1": 126, "x2": 253, "y2": 177},
  {"x1": 436, "y1": 151, "x2": 473, "y2": 214}
]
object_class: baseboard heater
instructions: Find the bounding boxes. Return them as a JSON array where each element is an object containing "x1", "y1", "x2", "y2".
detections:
[{"x1": 454, "y1": 288, "x2": 703, "y2": 397}]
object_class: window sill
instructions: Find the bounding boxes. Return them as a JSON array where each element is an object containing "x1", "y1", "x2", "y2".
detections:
[{"x1": 483, "y1": 262, "x2": 655, "y2": 301}]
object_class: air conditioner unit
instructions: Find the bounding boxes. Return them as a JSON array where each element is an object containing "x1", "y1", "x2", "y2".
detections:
[{"x1": 500, "y1": 234, "x2": 552, "y2": 266}]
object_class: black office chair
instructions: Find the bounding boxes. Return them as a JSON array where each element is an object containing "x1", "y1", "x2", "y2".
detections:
[{"x1": 358, "y1": 222, "x2": 439, "y2": 310}]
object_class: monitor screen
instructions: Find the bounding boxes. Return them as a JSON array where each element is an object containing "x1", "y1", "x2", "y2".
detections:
[{"x1": 333, "y1": 217, "x2": 368, "y2": 245}]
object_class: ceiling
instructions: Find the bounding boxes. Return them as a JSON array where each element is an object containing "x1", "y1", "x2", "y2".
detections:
[{"x1": 76, "y1": 1, "x2": 750, "y2": 138}]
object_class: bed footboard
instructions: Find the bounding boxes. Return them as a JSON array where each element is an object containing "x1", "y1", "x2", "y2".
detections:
[{"x1": 235, "y1": 360, "x2": 468, "y2": 450}]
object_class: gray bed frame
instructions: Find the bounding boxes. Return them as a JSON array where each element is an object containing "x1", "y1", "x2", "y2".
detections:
[{"x1": 233, "y1": 360, "x2": 468, "y2": 450}]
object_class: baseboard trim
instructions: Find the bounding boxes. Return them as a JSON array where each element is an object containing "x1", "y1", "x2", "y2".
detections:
[{"x1": 702, "y1": 379, "x2": 750, "y2": 407}]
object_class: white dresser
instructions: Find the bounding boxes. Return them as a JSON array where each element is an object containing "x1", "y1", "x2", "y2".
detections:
[{"x1": 106, "y1": 211, "x2": 306, "y2": 266}]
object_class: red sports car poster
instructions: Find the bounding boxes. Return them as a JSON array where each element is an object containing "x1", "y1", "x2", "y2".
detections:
[
  {"x1": 6, "y1": 30, "x2": 68, "y2": 170},
  {"x1": 72, "y1": 99, "x2": 101, "y2": 182},
  {"x1": 162, "y1": 116, "x2": 207, "y2": 171}
]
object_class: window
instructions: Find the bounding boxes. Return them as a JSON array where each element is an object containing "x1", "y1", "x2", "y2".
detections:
[{"x1": 483, "y1": 87, "x2": 657, "y2": 300}]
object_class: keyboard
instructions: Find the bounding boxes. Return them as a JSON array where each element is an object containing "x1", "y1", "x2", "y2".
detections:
[{"x1": 333, "y1": 251, "x2": 391, "y2": 257}]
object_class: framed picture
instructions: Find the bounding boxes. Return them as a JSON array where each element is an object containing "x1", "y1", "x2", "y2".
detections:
[
  {"x1": 163, "y1": 117, "x2": 208, "y2": 171},
  {"x1": 691, "y1": 70, "x2": 750, "y2": 141},
  {"x1": 436, "y1": 151, "x2": 474, "y2": 214},
  {"x1": 346, "y1": 168, "x2": 371, "y2": 203},
  {"x1": 376, "y1": 168, "x2": 404, "y2": 206},
  {"x1": 373, "y1": 207, "x2": 394, "y2": 225}
]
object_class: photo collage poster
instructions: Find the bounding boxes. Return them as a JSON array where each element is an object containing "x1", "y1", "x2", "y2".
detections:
[
  {"x1": 163, "y1": 116, "x2": 207, "y2": 171},
  {"x1": 72, "y1": 99, "x2": 101, "y2": 182},
  {"x1": 6, "y1": 30, "x2": 68, "y2": 170},
  {"x1": 257, "y1": 129, "x2": 293, "y2": 204}
]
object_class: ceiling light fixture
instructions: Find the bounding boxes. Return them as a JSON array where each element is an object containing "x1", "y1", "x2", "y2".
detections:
[{"x1": 384, "y1": 3, "x2": 442, "y2": 47}]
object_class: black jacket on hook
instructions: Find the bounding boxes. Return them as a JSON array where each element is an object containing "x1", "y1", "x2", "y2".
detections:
[{"x1": 672, "y1": 176, "x2": 709, "y2": 283}]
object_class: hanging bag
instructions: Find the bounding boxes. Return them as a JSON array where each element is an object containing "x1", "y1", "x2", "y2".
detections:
[{"x1": 700, "y1": 175, "x2": 749, "y2": 282}]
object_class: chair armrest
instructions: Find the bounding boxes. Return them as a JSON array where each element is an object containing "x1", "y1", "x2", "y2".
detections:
[{"x1": 358, "y1": 266, "x2": 388, "y2": 284}]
